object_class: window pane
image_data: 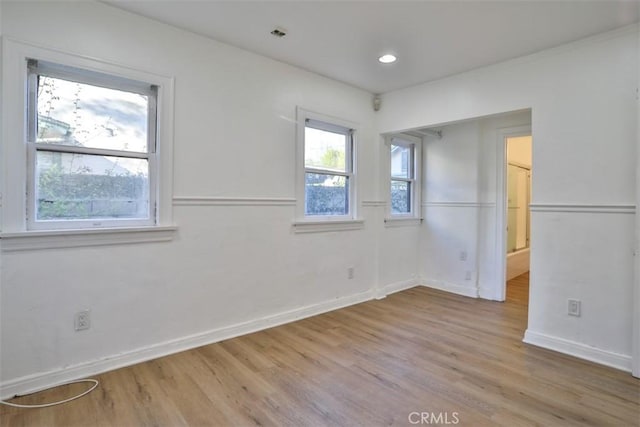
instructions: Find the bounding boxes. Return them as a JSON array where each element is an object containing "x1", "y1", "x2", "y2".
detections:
[
  {"x1": 391, "y1": 180, "x2": 411, "y2": 214},
  {"x1": 305, "y1": 127, "x2": 347, "y2": 172},
  {"x1": 35, "y1": 151, "x2": 149, "y2": 220},
  {"x1": 391, "y1": 144, "x2": 410, "y2": 178},
  {"x1": 305, "y1": 173, "x2": 348, "y2": 216},
  {"x1": 37, "y1": 76, "x2": 149, "y2": 152}
]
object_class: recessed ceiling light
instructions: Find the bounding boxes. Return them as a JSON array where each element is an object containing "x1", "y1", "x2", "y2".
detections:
[{"x1": 378, "y1": 54, "x2": 397, "y2": 64}]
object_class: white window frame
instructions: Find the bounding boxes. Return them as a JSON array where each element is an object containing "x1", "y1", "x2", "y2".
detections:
[
  {"x1": 1, "y1": 39, "x2": 175, "y2": 248},
  {"x1": 26, "y1": 59, "x2": 158, "y2": 230},
  {"x1": 294, "y1": 107, "x2": 362, "y2": 232},
  {"x1": 386, "y1": 134, "x2": 422, "y2": 224}
]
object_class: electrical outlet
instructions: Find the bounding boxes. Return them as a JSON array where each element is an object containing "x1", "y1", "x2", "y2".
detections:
[
  {"x1": 347, "y1": 267, "x2": 354, "y2": 279},
  {"x1": 465, "y1": 271, "x2": 472, "y2": 281},
  {"x1": 568, "y1": 299, "x2": 581, "y2": 317},
  {"x1": 75, "y1": 310, "x2": 91, "y2": 331},
  {"x1": 459, "y1": 251, "x2": 467, "y2": 261}
]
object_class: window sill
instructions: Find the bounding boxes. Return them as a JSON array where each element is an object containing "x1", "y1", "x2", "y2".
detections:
[
  {"x1": 0, "y1": 226, "x2": 177, "y2": 252},
  {"x1": 384, "y1": 217, "x2": 423, "y2": 227},
  {"x1": 292, "y1": 219, "x2": 365, "y2": 234}
]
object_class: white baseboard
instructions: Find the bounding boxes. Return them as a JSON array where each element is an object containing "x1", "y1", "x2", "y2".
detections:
[
  {"x1": 420, "y1": 278, "x2": 479, "y2": 298},
  {"x1": 376, "y1": 278, "x2": 419, "y2": 299},
  {"x1": 0, "y1": 289, "x2": 375, "y2": 400},
  {"x1": 478, "y1": 285, "x2": 502, "y2": 301},
  {"x1": 506, "y1": 248, "x2": 530, "y2": 281},
  {"x1": 523, "y1": 329, "x2": 632, "y2": 372}
]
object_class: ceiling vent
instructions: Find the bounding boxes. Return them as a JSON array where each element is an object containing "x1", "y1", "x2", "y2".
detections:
[{"x1": 270, "y1": 27, "x2": 287, "y2": 38}]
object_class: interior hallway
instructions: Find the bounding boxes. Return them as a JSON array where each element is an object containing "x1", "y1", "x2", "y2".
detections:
[
  {"x1": 1, "y1": 274, "x2": 637, "y2": 426},
  {"x1": 507, "y1": 271, "x2": 529, "y2": 307}
]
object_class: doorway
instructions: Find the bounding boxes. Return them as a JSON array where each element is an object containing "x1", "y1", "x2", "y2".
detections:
[
  {"x1": 506, "y1": 136, "x2": 532, "y2": 281},
  {"x1": 496, "y1": 125, "x2": 532, "y2": 303}
]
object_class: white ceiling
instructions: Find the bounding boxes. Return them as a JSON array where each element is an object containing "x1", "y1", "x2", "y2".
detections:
[{"x1": 104, "y1": 1, "x2": 639, "y2": 94}]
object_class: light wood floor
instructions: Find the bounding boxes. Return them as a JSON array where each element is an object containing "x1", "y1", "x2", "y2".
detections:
[{"x1": 2, "y1": 273, "x2": 639, "y2": 426}]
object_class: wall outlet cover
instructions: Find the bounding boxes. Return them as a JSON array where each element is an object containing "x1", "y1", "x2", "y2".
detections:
[
  {"x1": 75, "y1": 310, "x2": 91, "y2": 331},
  {"x1": 568, "y1": 299, "x2": 581, "y2": 317}
]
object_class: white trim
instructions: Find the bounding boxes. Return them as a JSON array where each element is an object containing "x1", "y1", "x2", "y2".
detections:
[
  {"x1": 27, "y1": 58, "x2": 157, "y2": 96},
  {"x1": 0, "y1": 226, "x2": 177, "y2": 251},
  {"x1": 506, "y1": 248, "x2": 530, "y2": 281},
  {"x1": 173, "y1": 196, "x2": 296, "y2": 207},
  {"x1": 530, "y1": 204, "x2": 635, "y2": 214},
  {"x1": 420, "y1": 279, "x2": 479, "y2": 298},
  {"x1": 32, "y1": 143, "x2": 149, "y2": 159},
  {"x1": 634, "y1": 23, "x2": 640, "y2": 378},
  {"x1": 0, "y1": 287, "x2": 375, "y2": 400},
  {"x1": 375, "y1": 278, "x2": 419, "y2": 299},
  {"x1": 292, "y1": 218, "x2": 365, "y2": 233},
  {"x1": 362, "y1": 200, "x2": 386, "y2": 207},
  {"x1": 384, "y1": 217, "x2": 422, "y2": 227},
  {"x1": 422, "y1": 201, "x2": 495, "y2": 208},
  {"x1": 523, "y1": 329, "x2": 632, "y2": 373}
]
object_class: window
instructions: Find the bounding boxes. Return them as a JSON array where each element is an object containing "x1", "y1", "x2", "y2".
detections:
[
  {"x1": 1, "y1": 40, "x2": 174, "y2": 248},
  {"x1": 296, "y1": 108, "x2": 359, "y2": 225},
  {"x1": 304, "y1": 120, "x2": 353, "y2": 216},
  {"x1": 26, "y1": 59, "x2": 158, "y2": 230},
  {"x1": 388, "y1": 134, "x2": 421, "y2": 219}
]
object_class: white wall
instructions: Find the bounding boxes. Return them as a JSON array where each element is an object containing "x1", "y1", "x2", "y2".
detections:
[
  {"x1": 379, "y1": 24, "x2": 638, "y2": 370},
  {"x1": 377, "y1": 135, "x2": 422, "y2": 294},
  {"x1": 0, "y1": 1, "x2": 417, "y2": 396},
  {"x1": 419, "y1": 112, "x2": 531, "y2": 298},
  {"x1": 0, "y1": 0, "x2": 636, "y2": 396},
  {"x1": 379, "y1": 222, "x2": 421, "y2": 293},
  {"x1": 420, "y1": 120, "x2": 482, "y2": 297}
]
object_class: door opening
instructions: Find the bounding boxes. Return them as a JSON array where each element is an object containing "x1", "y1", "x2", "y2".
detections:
[{"x1": 506, "y1": 136, "x2": 532, "y2": 283}]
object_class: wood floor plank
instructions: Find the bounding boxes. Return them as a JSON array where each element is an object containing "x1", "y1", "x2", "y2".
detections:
[{"x1": 2, "y1": 272, "x2": 638, "y2": 426}]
